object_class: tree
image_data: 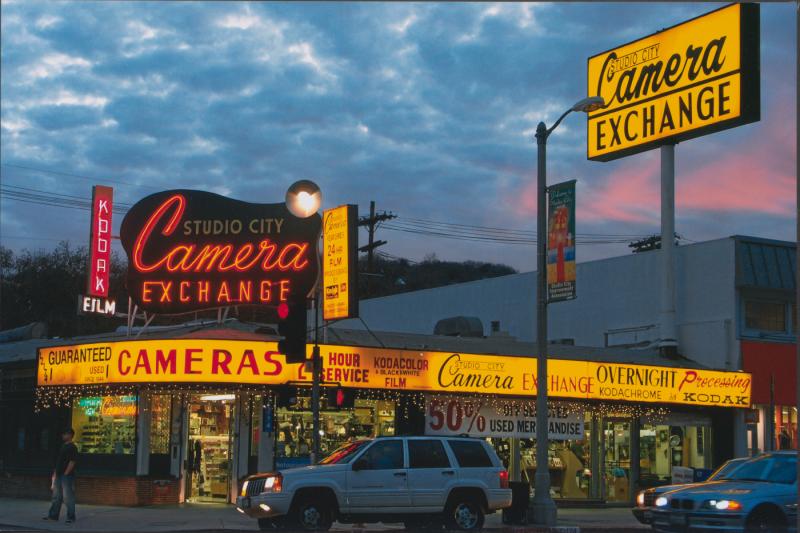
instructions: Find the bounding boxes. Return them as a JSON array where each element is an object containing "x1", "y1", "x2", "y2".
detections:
[
  {"x1": 357, "y1": 254, "x2": 516, "y2": 299},
  {"x1": 0, "y1": 242, "x2": 128, "y2": 336}
]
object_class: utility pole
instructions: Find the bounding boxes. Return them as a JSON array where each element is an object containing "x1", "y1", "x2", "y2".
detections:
[{"x1": 358, "y1": 201, "x2": 395, "y2": 272}]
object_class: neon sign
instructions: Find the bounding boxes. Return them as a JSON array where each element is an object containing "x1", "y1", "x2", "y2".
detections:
[
  {"x1": 120, "y1": 190, "x2": 321, "y2": 314},
  {"x1": 88, "y1": 185, "x2": 113, "y2": 297}
]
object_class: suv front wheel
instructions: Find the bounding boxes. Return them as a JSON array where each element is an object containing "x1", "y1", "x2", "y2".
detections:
[
  {"x1": 290, "y1": 497, "x2": 333, "y2": 531},
  {"x1": 444, "y1": 496, "x2": 485, "y2": 531}
]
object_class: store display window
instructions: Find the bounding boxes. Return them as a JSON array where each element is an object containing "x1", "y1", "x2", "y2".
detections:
[
  {"x1": 276, "y1": 395, "x2": 395, "y2": 460},
  {"x1": 639, "y1": 421, "x2": 712, "y2": 487},
  {"x1": 71, "y1": 395, "x2": 137, "y2": 454},
  {"x1": 149, "y1": 394, "x2": 171, "y2": 454}
]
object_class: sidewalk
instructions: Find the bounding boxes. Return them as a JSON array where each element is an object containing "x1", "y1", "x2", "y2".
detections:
[{"x1": 0, "y1": 498, "x2": 648, "y2": 532}]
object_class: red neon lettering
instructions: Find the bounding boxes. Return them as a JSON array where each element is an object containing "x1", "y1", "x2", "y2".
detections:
[
  {"x1": 279, "y1": 280, "x2": 290, "y2": 302},
  {"x1": 160, "y1": 281, "x2": 173, "y2": 302},
  {"x1": 179, "y1": 282, "x2": 191, "y2": 303},
  {"x1": 678, "y1": 370, "x2": 698, "y2": 391},
  {"x1": 262, "y1": 351, "x2": 282, "y2": 376},
  {"x1": 119, "y1": 349, "x2": 131, "y2": 376},
  {"x1": 237, "y1": 350, "x2": 259, "y2": 375},
  {"x1": 197, "y1": 282, "x2": 209, "y2": 302},
  {"x1": 185, "y1": 348, "x2": 202, "y2": 374},
  {"x1": 218, "y1": 281, "x2": 231, "y2": 303},
  {"x1": 212, "y1": 349, "x2": 232, "y2": 374},
  {"x1": 133, "y1": 194, "x2": 186, "y2": 272},
  {"x1": 239, "y1": 281, "x2": 252, "y2": 302},
  {"x1": 131, "y1": 194, "x2": 310, "y2": 275},
  {"x1": 155, "y1": 349, "x2": 176, "y2": 373},
  {"x1": 259, "y1": 281, "x2": 272, "y2": 302},
  {"x1": 134, "y1": 349, "x2": 152, "y2": 374}
]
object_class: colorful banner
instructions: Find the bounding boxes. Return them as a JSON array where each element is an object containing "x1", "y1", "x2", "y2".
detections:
[
  {"x1": 37, "y1": 340, "x2": 752, "y2": 408},
  {"x1": 323, "y1": 205, "x2": 359, "y2": 321},
  {"x1": 424, "y1": 395, "x2": 584, "y2": 440},
  {"x1": 547, "y1": 180, "x2": 576, "y2": 302},
  {"x1": 587, "y1": 3, "x2": 760, "y2": 161}
]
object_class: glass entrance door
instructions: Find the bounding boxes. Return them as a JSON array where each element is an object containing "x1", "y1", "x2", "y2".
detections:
[
  {"x1": 602, "y1": 418, "x2": 631, "y2": 502},
  {"x1": 186, "y1": 394, "x2": 234, "y2": 503}
]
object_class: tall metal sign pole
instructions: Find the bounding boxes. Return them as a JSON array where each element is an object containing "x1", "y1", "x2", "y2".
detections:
[{"x1": 660, "y1": 145, "x2": 677, "y2": 357}]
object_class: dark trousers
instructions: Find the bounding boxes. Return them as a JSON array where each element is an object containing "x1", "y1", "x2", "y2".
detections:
[{"x1": 48, "y1": 474, "x2": 76, "y2": 520}]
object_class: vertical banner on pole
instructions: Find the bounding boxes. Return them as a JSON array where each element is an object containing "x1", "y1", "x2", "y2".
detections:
[{"x1": 547, "y1": 180, "x2": 576, "y2": 302}]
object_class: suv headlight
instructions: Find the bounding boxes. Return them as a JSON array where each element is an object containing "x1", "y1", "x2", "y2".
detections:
[
  {"x1": 702, "y1": 499, "x2": 742, "y2": 511},
  {"x1": 655, "y1": 496, "x2": 668, "y2": 508},
  {"x1": 261, "y1": 474, "x2": 283, "y2": 494}
]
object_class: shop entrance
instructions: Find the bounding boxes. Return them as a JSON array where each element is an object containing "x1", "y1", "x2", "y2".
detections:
[{"x1": 185, "y1": 394, "x2": 234, "y2": 503}]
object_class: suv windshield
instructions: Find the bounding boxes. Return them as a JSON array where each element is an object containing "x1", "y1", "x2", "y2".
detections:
[
  {"x1": 319, "y1": 440, "x2": 371, "y2": 465},
  {"x1": 720, "y1": 454, "x2": 797, "y2": 484}
]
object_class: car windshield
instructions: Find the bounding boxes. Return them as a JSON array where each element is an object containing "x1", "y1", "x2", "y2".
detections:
[
  {"x1": 708, "y1": 459, "x2": 745, "y2": 481},
  {"x1": 319, "y1": 440, "x2": 371, "y2": 465},
  {"x1": 719, "y1": 454, "x2": 797, "y2": 484}
]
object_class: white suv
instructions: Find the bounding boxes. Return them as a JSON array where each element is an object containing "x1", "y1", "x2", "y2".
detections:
[{"x1": 237, "y1": 436, "x2": 512, "y2": 531}]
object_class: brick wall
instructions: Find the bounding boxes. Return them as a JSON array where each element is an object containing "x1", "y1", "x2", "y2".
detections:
[{"x1": 0, "y1": 474, "x2": 181, "y2": 506}]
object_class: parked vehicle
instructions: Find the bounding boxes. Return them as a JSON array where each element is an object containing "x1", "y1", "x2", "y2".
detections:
[
  {"x1": 236, "y1": 436, "x2": 512, "y2": 531},
  {"x1": 632, "y1": 457, "x2": 747, "y2": 525},
  {"x1": 650, "y1": 451, "x2": 798, "y2": 532}
]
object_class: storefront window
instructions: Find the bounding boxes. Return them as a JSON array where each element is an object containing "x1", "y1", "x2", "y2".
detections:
[
  {"x1": 640, "y1": 421, "x2": 712, "y2": 487},
  {"x1": 776, "y1": 406, "x2": 797, "y2": 450},
  {"x1": 744, "y1": 300, "x2": 787, "y2": 332},
  {"x1": 150, "y1": 395, "x2": 171, "y2": 454},
  {"x1": 72, "y1": 396, "x2": 137, "y2": 454},
  {"x1": 276, "y1": 395, "x2": 395, "y2": 463}
]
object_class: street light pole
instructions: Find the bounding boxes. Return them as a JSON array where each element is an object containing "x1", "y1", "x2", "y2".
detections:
[
  {"x1": 529, "y1": 121, "x2": 558, "y2": 526},
  {"x1": 526, "y1": 96, "x2": 604, "y2": 527}
]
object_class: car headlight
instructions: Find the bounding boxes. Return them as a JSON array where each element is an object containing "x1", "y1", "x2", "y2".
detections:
[
  {"x1": 636, "y1": 491, "x2": 645, "y2": 507},
  {"x1": 703, "y1": 499, "x2": 743, "y2": 511},
  {"x1": 655, "y1": 496, "x2": 668, "y2": 508},
  {"x1": 240, "y1": 480, "x2": 248, "y2": 497}
]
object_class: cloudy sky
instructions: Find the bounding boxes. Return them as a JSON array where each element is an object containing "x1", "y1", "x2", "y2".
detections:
[{"x1": 1, "y1": 1, "x2": 795, "y2": 272}]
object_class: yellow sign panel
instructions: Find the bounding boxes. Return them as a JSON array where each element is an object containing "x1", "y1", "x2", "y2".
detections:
[
  {"x1": 587, "y1": 3, "x2": 759, "y2": 161},
  {"x1": 38, "y1": 340, "x2": 751, "y2": 408},
  {"x1": 323, "y1": 205, "x2": 358, "y2": 320}
]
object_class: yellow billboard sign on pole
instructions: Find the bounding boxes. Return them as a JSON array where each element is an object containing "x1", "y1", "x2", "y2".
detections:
[
  {"x1": 587, "y1": 3, "x2": 759, "y2": 161},
  {"x1": 323, "y1": 205, "x2": 358, "y2": 320}
]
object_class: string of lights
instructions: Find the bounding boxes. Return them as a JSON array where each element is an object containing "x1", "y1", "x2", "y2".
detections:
[{"x1": 35, "y1": 382, "x2": 672, "y2": 423}]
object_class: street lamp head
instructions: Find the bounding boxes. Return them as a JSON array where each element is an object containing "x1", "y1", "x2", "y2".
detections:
[
  {"x1": 572, "y1": 96, "x2": 605, "y2": 113},
  {"x1": 285, "y1": 180, "x2": 322, "y2": 218}
]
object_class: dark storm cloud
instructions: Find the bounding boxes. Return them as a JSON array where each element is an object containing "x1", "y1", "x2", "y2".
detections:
[{"x1": 0, "y1": 1, "x2": 795, "y2": 270}]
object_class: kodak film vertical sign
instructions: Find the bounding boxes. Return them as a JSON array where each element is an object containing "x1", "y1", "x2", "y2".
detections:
[
  {"x1": 88, "y1": 185, "x2": 113, "y2": 297},
  {"x1": 587, "y1": 3, "x2": 759, "y2": 161}
]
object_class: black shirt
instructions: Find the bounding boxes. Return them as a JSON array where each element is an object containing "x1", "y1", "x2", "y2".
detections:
[{"x1": 55, "y1": 442, "x2": 78, "y2": 475}]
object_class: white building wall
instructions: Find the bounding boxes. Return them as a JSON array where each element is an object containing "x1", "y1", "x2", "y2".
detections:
[{"x1": 342, "y1": 238, "x2": 738, "y2": 370}]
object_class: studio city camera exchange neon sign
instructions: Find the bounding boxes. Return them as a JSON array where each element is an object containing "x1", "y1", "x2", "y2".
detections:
[{"x1": 119, "y1": 190, "x2": 321, "y2": 314}]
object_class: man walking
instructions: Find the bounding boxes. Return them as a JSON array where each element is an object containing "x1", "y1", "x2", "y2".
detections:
[{"x1": 44, "y1": 428, "x2": 78, "y2": 523}]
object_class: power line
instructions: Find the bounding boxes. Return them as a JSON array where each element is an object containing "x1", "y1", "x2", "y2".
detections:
[{"x1": 1, "y1": 163, "x2": 162, "y2": 191}]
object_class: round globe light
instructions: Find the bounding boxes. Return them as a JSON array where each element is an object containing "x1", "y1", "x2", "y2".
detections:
[{"x1": 285, "y1": 180, "x2": 322, "y2": 218}]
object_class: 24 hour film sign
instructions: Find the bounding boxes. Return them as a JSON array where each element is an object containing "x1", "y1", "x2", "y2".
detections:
[
  {"x1": 323, "y1": 205, "x2": 358, "y2": 320},
  {"x1": 38, "y1": 340, "x2": 751, "y2": 409},
  {"x1": 587, "y1": 3, "x2": 759, "y2": 161},
  {"x1": 425, "y1": 395, "x2": 583, "y2": 440}
]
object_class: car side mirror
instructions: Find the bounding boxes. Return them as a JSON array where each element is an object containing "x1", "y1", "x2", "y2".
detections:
[{"x1": 352, "y1": 458, "x2": 368, "y2": 471}]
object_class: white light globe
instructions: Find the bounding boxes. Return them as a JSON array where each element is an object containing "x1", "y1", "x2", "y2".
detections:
[{"x1": 285, "y1": 180, "x2": 322, "y2": 218}]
